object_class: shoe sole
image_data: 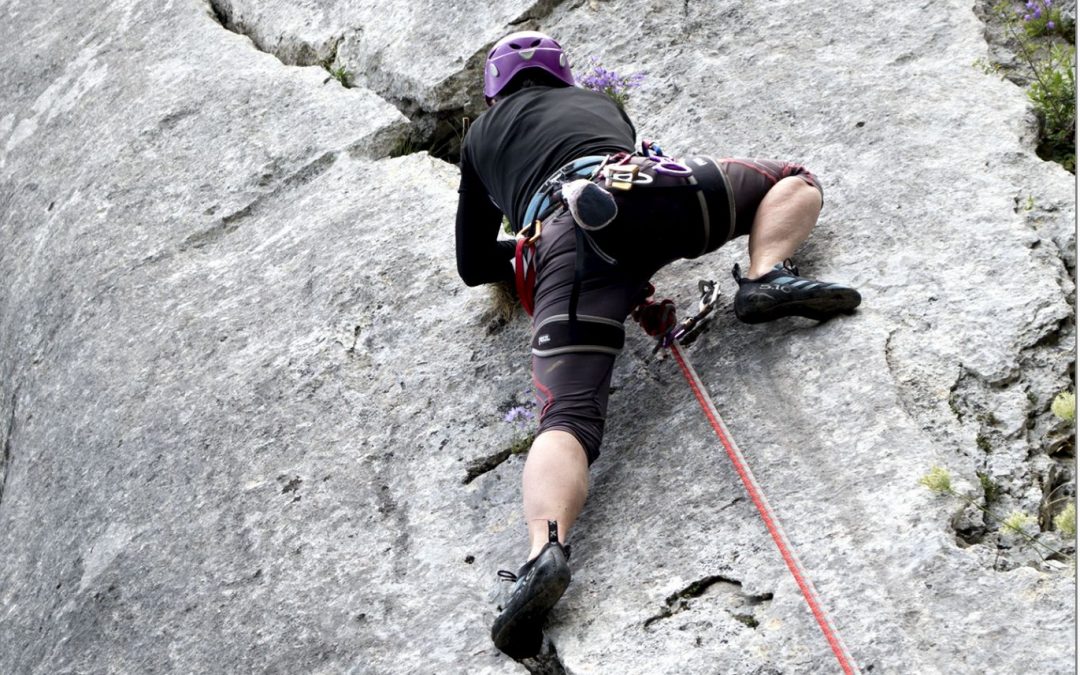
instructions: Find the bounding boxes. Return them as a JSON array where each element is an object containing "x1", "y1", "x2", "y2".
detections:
[
  {"x1": 735, "y1": 288, "x2": 861, "y2": 324},
  {"x1": 491, "y1": 551, "x2": 571, "y2": 659}
]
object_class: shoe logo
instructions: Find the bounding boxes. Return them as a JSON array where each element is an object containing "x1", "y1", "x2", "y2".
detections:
[
  {"x1": 512, "y1": 568, "x2": 535, "y2": 596},
  {"x1": 538, "y1": 334, "x2": 551, "y2": 344},
  {"x1": 759, "y1": 284, "x2": 792, "y2": 293}
]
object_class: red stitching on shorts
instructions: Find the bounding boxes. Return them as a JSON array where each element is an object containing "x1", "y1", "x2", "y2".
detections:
[
  {"x1": 780, "y1": 163, "x2": 819, "y2": 188},
  {"x1": 532, "y1": 371, "x2": 555, "y2": 420},
  {"x1": 721, "y1": 158, "x2": 778, "y2": 184}
]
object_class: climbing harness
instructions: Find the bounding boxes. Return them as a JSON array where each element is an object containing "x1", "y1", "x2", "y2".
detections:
[
  {"x1": 514, "y1": 156, "x2": 607, "y2": 317},
  {"x1": 514, "y1": 143, "x2": 696, "y2": 320},
  {"x1": 639, "y1": 140, "x2": 693, "y2": 177},
  {"x1": 636, "y1": 280, "x2": 861, "y2": 675},
  {"x1": 514, "y1": 220, "x2": 542, "y2": 316},
  {"x1": 520, "y1": 156, "x2": 608, "y2": 232}
]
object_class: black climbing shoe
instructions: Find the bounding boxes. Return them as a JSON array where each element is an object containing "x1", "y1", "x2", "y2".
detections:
[
  {"x1": 732, "y1": 260, "x2": 861, "y2": 324},
  {"x1": 562, "y1": 178, "x2": 617, "y2": 231},
  {"x1": 491, "y1": 521, "x2": 572, "y2": 660}
]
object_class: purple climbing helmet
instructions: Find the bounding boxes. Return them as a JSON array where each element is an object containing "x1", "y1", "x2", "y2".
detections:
[{"x1": 483, "y1": 31, "x2": 575, "y2": 103}]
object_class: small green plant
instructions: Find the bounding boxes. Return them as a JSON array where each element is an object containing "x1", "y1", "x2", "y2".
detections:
[
  {"x1": 977, "y1": 472, "x2": 1001, "y2": 503},
  {"x1": 1051, "y1": 390, "x2": 1075, "y2": 422},
  {"x1": 733, "y1": 614, "x2": 759, "y2": 629},
  {"x1": 992, "y1": 1, "x2": 1076, "y2": 172},
  {"x1": 325, "y1": 64, "x2": 350, "y2": 87},
  {"x1": 919, "y1": 465, "x2": 1071, "y2": 559},
  {"x1": 919, "y1": 465, "x2": 953, "y2": 493},
  {"x1": 974, "y1": 57, "x2": 1001, "y2": 76},
  {"x1": 1027, "y1": 43, "x2": 1077, "y2": 171},
  {"x1": 1054, "y1": 502, "x2": 1076, "y2": 537},
  {"x1": 507, "y1": 433, "x2": 534, "y2": 455},
  {"x1": 1000, "y1": 510, "x2": 1037, "y2": 534},
  {"x1": 427, "y1": 116, "x2": 470, "y2": 162},
  {"x1": 388, "y1": 134, "x2": 420, "y2": 158},
  {"x1": 1016, "y1": 0, "x2": 1066, "y2": 37}
]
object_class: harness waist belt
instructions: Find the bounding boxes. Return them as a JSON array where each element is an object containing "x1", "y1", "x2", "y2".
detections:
[{"x1": 520, "y1": 155, "x2": 608, "y2": 231}]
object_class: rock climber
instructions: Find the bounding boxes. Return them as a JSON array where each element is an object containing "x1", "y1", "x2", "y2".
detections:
[{"x1": 454, "y1": 31, "x2": 862, "y2": 659}]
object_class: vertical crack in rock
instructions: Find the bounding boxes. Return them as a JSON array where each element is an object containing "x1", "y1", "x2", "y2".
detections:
[
  {"x1": 642, "y1": 574, "x2": 773, "y2": 629},
  {"x1": 207, "y1": 0, "x2": 230, "y2": 33},
  {"x1": 385, "y1": 97, "x2": 471, "y2": 164},
  {"x1": 0, "y1": 392, "x2": 17, "y2": 510},
  {"x1": 942, "y1": 313, "x2": 1075, "y2": 568}
]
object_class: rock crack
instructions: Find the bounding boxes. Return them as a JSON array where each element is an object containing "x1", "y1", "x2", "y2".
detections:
[
  {"x1": 0, "y1": 393, "x2": 14, "y2": 509},
  {"x1": 642, "y1": 574, "x2": 773, "y2": 629}
]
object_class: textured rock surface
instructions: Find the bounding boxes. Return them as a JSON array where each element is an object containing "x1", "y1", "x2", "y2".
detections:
[
  {"x1": 0, "y1": 1, "x2": 1074, "y2": 674},
  {"x1": 206, "y1": 0, "x2": 563, "y2": 159},
  {"x1": 206, "y1": 0, "x2": 548, "y2": 108}
]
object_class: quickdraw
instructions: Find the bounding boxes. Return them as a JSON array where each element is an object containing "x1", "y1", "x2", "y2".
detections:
[
  {"x1": 637, "y1": 280, "x2": 861, "y2": 675},
  {"x1": 656, "y1": 279, "x2": 720, "y2": 352}
]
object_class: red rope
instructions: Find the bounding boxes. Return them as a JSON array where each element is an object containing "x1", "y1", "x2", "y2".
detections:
[{"x1": 670, "y1": 342, "x2": 858, "y2": 674}]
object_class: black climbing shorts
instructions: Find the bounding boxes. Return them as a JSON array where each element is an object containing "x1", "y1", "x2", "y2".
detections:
[{"x1": 530, "y1": 157, "x2": 821, "y2": 464}]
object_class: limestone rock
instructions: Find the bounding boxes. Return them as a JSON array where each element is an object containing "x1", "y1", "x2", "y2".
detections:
[
  {"x1": 207, "y1": 0, "x2": 556, "y2": 109},
  {"x1": 0, "y1": 0, "x2": 1074, "y2": 674}
]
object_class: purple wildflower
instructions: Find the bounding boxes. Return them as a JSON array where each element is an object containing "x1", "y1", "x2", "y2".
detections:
[
  {"x1": 1025, "y1": 0, "x2": 1036, "y2": 9},
  {"x1": 1034, "y1": 7, "x2": 1042, "y2": 17},
  {"x1": 503, "y1": 405, "x2": 535, "y2": 424},
  {"x1": 1047, "y1": 19, "x2": 1055, "y2": 28},
  {"x1": 580, "y1": 57, "x2": 646, "y2": 107}
]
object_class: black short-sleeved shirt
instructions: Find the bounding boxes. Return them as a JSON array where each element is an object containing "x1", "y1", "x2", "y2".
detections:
[{"x1": 455, "y1": 85, "x2": 636, "y2": 287}]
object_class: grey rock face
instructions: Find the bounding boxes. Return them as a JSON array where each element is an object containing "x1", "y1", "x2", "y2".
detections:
[
  {"x1": 0, "y1": 1, "x2": 1074, "y2": 675},
  {"x1": 206, "y1": 0, "x2": 562, "y2": 159},
  {"x1": 1063, "y1": 0, "x2": 1078, "y2": 26},
  {"x1": 206, "y1": 0, "x2": 544, "y2": 108}
]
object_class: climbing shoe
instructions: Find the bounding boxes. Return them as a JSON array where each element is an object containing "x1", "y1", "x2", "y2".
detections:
[
  {"x1": 732, "y1": 260, "x2": 861, "y2": 324},
  {"x1": 491, "y1": 520, "x2": 572, "y2": 659}
]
